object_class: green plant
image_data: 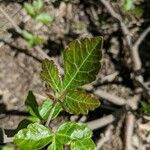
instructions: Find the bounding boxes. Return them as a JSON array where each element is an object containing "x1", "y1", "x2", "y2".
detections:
[
  {"x1": 21, "y1": 30, "x2": 44, "y2": 47},
  {"x1": 12, "y1": 37, "x2": 103, "y2": 150},
  {"x1": 140, "y1": 101, "x2": 150, "y2": 115},
  {"x1": 24, "y1": 0, "x2": 53, "y2": 24},
  {"x1": 122, "y1": 0, "x2": 143, "y2": 17},
  {"x1": 21, "y1": 0, "x2": 53, "y2": 46},
  {"x1": 0, "y1": 146, "x2": 15, "y2": 150}
]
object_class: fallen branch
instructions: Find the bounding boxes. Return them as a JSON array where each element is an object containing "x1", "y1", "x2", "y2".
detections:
[
  {"x1": 84, "y1": 85, "x2": 140, "y2": 109},
  {"x1": 0, "y1": 6, "x2": 21, "y2": 33},
  {"x1": 94, "y1": 89, "x2": 126, "y2": 106},
  {"x1": 96, "y1": 125, "x2": 114, "y2": 149},
  {"x1": 133, "y1": 26, "x2": 150, "y2": 51},
  {"x1": 124, "y1": 113, "x2": 135, "y2": 150},
  {"x1": 132, "y1": 26, "x2": 150, "y2": 71},
  {"x1": 87, "y1": 114, "x2": 115, "y2": 130},
  {"x1": 87, "y1": 107, "x2": 126, "y2": 130}
]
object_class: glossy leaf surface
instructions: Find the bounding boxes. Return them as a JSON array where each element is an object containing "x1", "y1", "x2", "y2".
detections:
[
  {"x1": 14, "y1": 123, "x2": 53, "y2": 150},
  {"x1": 39, "y1": 99, "x2": 53, "y2": 120},
  {"x1": 48, "y1": 102, "x2": 62, "y2": 120},
  {"x1": 63, "y1": 91, "x2": 100, "y2": 114},
  {"x1": 47, "y1": 137, "x2": 63, "y2": 150},
  {"x1": 71, "y1": 139, "x2": 95, "y2": 150},
  {"x1": 56, "y1": 122, "x2": 92, "y2": 144},
  {"x1": 40, "y1": 59, "x2": 62, "y2": 92},
  {"x1": 39, "y1": 100, "x2": 62, "y2": 120},
  {"x1": 47, "y1": 122, "x2": 92, "y2": 149},
  {"x1": 63, "y1": 37, "x2": 103, "y2": 90}
]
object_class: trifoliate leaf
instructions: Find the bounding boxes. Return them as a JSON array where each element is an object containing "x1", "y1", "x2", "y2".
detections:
[
  {"x1": 71, "y1": 139, "x2": 95, "y2": 150},
  {"x1": 62, "y1": 90, "x2": 100, "y2": 115},
  {"x1": 63, "y1": 37, "x2": 103, "y2": 90},
  {"x1": 40, "y1": 59, "x2": 62, "y2": 92},
  {"x1": 14, "y1": 123, "x2": 53, "y2": 150}
]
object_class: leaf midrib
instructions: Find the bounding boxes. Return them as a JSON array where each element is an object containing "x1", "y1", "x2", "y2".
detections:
[{"x1": 66, "y1": 95, "x2": 98, "y2": 105}]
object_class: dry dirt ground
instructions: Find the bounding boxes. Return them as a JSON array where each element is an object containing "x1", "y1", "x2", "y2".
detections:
[{"x1": 0, "y1": 0, "x2": 150, "y2": 150}]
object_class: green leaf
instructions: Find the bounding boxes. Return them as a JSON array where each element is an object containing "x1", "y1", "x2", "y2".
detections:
[
  {"x1": 11, "y1": 119, "x2": 33, "y2": 136},
  {"x1": 24, "y1": 3, "x2": 35, "y2": 17},
  {"x1": 21, "y1": 30, "x2": 34, "y2": 40},
  {"x1": 36, "y1": 13, "x2": 54, "y2": 24},
  {"x1": 14, "y1": 123, "x2": 53, "y2": 150},
  {"x1": 27, "y1": 116, "x2": 41, "y2": 123},
  {"x1": 1, "y1": 146, "x2": 15, "y2": 150},
  {"x1": 123, "y1": 0, "x2": 134, "y2": 11},
  {"x1": 39, "y1": 99, "x2": 53, "y2": 120},
  {"x1": 39, "y1": 100, "x2": 62, "y2": 120},
  {"x1": 132, "y1": 7, "x2": 143, "y2": 17},
  {"x1": 33, "y1": 0, "x2": 44, "y2": 13},
  {"x1": 48, "y1": 102, "x2": 63, "y2": 120},
  {"x1": 56, "y1": 122, "x2": 92, "y2": 144},
  {"x1": 21, "y1": 30, "x2": 44, "y2": 46},
  {"x1": 63, "y1": 90, "x2": 100, "y2": 114},
  {"x1": 63, "y1": 37, "x2": 103, "y2": 90},
  {"x1": 47, "y1": 137, "x2": 63, "y2": 150},
  {"x1": 140, "y1": 101, "x2": 150, "y2": 113},
  {"x1": 31, "y1": 35, "x2": 44, "y2": 46},
  {"x1": 47, "y1": 122, "x2": 93, "y2": 149},
  {"x1": 40, "y1": 59, "x2": 62, "y2": 92},
  {"x1": 25, "y1": 91, "x2": 42, "y2": 119},
  {"x1": 71, "y1": 139, "x2": 95, "y2": 150}
]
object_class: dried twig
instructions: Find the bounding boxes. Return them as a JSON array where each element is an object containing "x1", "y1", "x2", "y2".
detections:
[
  {"x1": 96, "y1": 125, "x2": 114, "y2": 149},
  {"x1": 84, "y1": 84, "x2": 140, "y2": 109},
  {"x1": 99, "y1": 0, "x2": 140, "y2": 71},
  {"x1": 132, "y1": 26, "x2": 150, "y2": 71},
  {"x1": 87, "y1": 114, "x2": 115, "y2": 130},
  {"x1": 87, "y1": 107, "x2": 126, "y2": 130},
  {"x1": 94, "y1": 89, "x2": 126, "y2": 106},
  {"x1": 0, "y1": 6, "x2": 21, "y2": 33},
  {"x1": 133, "y1": 26, "x2": 150, "y2": 51},
  {"x1": 124, "y1": 113, "x2": 135, "y2": 150}
]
